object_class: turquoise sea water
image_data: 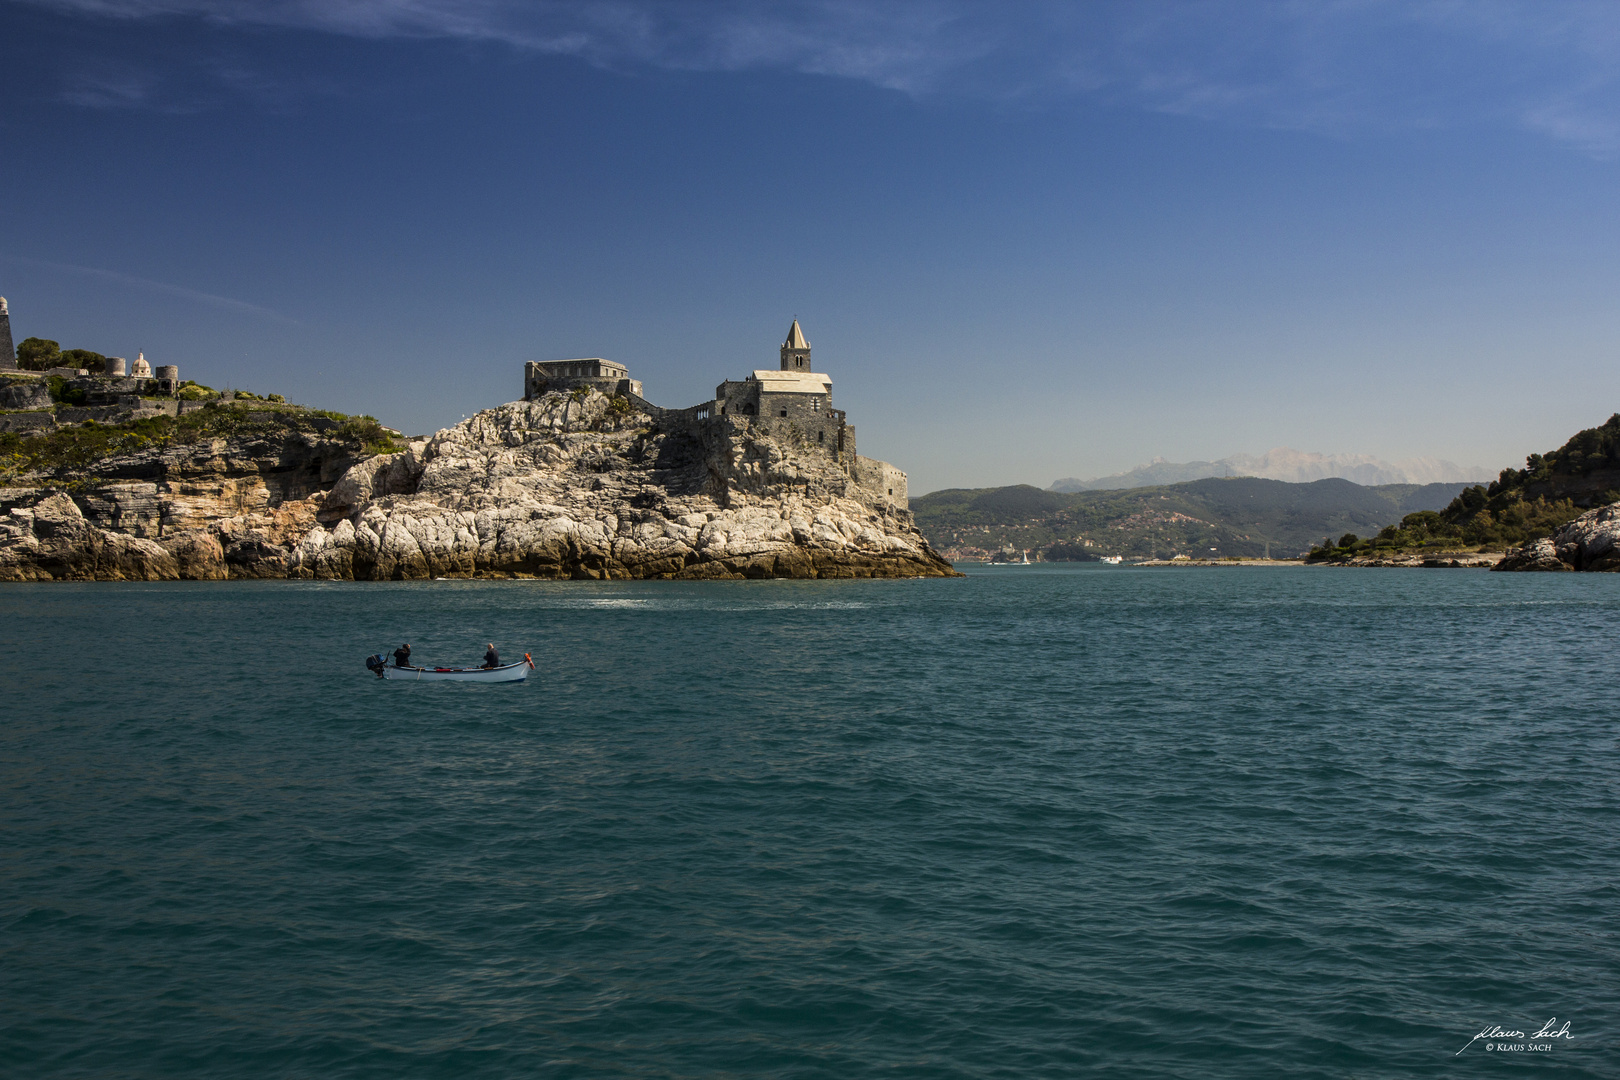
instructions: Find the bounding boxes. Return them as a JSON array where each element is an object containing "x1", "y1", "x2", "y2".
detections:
[{"x1": 2, "y1": 566, "x2": 1616, "y2": 1078}]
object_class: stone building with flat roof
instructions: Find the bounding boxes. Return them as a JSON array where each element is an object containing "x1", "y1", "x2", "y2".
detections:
[{"x1": 524, "y1": 357, "x2": 641, "y2": 400}]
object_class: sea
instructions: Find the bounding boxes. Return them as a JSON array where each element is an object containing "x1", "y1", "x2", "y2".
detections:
[{"x1": 1, "y1": 565, "x2": 1615, "y2": 1078}]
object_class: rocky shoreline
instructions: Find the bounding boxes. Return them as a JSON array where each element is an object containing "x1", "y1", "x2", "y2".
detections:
[
  {"x1": 1494, "y1": 503, "x2": 1620, "y2": 572},
  {"x1": 0, "y1": 390, "x2": 957, "y2": 581},
  {"x1": 1298, "y1": 502, "x2": 1620, "y2": 572},
  {"x1": 1314, "y1": 552, "x2": 1504, "y2": 569}
]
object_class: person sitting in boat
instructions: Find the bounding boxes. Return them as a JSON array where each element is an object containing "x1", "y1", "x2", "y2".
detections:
[
  {"x1": 481, "y1": 643, "x2": 499, "y2": 669},
  {"x1": 393, "y1": 643, "x2": 413, "y2": 669}
]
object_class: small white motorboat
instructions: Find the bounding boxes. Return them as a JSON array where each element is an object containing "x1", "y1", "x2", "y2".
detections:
[{"x1": 367, "y1": 654, "x2": 534, "y2": 683}]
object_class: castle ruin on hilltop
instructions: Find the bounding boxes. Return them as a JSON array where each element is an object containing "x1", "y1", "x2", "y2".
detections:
[
  {"x1": 524, "y1": 320, "x2": 908, "y2": 507},
  {"x1": 0, "y1": 296, "x2": 197, "y2": 435}
]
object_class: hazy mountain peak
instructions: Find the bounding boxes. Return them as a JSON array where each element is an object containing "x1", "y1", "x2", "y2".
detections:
[{"x1": 1051, "y1": 449, "x2": 1492, "y2": 492}]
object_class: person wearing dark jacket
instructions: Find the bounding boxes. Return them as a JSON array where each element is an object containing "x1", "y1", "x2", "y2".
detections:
[
  {"x1": 481, "y1": 644, "x2": 499, "y2": 669},
  {"x1": 394, "y1": 644, "x2": 413, "y2": 668}
]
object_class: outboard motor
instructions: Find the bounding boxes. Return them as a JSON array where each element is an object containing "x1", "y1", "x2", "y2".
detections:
[{"x1": 364, "y1": 654, "x2": 387, "y2": 677}]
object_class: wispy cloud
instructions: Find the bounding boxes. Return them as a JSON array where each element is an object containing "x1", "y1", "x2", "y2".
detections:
[
  {"x1": 1, "y1": 254, "x2": 298, "y2": 323},
  {"x1": 21, "y1": 0, "x2": 1620, "y2": 155}
]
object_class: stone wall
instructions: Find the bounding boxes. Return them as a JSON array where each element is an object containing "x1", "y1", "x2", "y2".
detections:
[
  {"x1": 0, "y1": 369, "x2": 212, "y2": 438},
  {"x1": 857, "y1": 457, "x2": 908, "y2": 508}
]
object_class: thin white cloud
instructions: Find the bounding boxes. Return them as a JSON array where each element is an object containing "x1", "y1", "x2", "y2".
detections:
[
  {"x1": 1, "y1": 254, "x2": 298, "y2": 323},
  {"x1": 21, "y1": 0, "x2": 1620, "y2": 154}
]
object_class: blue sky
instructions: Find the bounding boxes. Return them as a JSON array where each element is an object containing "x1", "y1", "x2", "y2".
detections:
[{"x1": 5, "y1": 1, "x2": 1620, "y2": 493}]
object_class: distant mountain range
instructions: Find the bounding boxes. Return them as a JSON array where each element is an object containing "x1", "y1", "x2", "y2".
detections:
[
  {"x1": 1051, "y1": 448, "x2": 1493, "y2": 492},
  {"x1": 914, "y1": 478, "x2": 1471, "y2": 562}
]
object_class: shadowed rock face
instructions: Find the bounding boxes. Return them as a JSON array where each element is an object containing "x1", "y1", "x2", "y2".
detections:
[
  {"x1": 1495, "y1": 503, "x2": 1620, "y2": 572},
  {"x1": 0, "y1": 391, "x2": 956, "y2": 581},
  {"x1": 0, "y1": 425, "x2": 363, "y2": 581}
]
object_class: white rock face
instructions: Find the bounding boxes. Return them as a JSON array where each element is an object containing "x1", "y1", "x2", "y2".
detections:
[
  {"x1": 289, "y1": 391, "x2": 952, "y2": 580},
  {"x1": 0, "y1": 390, "x2": 953, "y2": 580},
  {"x1": 1496, "y1": 502, "x2": 1620, "y2": 572}
]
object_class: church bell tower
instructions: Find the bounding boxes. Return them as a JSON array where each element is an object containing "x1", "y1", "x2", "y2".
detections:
[{"x1": 780, "y1": 319, "x2": 811, "y2": 371}]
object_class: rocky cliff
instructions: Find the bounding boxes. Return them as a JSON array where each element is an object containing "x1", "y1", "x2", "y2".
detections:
[
  {"x1": 1495, "y1": 503, "x2": 1620, "y2": 572},
  {"x1": 0, "y1": 390, "x2": 954, "y2": 581}
]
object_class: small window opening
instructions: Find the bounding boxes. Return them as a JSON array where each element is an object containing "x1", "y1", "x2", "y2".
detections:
[
  {"x1": 818, "y1": 430, "x2": 824, "y2": 443},
  {"x1": 779, "y1": 409, "x2": 787, "y2": 417}
]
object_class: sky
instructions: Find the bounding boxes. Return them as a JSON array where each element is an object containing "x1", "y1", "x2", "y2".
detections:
[{"x1": 4, "y1": 1, "x2": 1620, "y2": 494}]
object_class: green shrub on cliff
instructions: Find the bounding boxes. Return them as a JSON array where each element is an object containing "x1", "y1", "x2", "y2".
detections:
[
  {"x1": 61, "y1": 348, "x2": 106, "y2": 372},
  {"x1": 17, "y1": 339, "x2": 111, "y2": 373},
  {"x1": 1308, "y1": 414, "x2": 1620, "y2": 557},
  {"x1": 335, "y1": 414, "x2": 403, "y2": 456},
  {"x1": 1306, "y1": 494, "x2": 1585, "y2": 558},
  {"x1": 16, "y1": 338, "x2": 62, "y2": 371},
  {"x1": 1471, "y1": 413, "x2": 1620, "y2": 503},
  {"x1": 0, "y1": 404, "x2": 402, "y2": 479},
  {"x1": 1422, "y1": 412, "x2": 1620, "y2": 547},
  {"x1": 45, "y1": 377, "x2": 87, "y2": 407}
]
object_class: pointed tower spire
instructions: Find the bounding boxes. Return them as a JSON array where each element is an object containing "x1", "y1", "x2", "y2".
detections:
[{"x1": 780, "y1": 319, "x2": 811, "y2": 371}]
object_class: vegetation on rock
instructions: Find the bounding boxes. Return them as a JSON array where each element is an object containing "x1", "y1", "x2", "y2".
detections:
[
  {"x1": 44, "y1": 376, "x2": 87, "y2": 406},
  {"x1": 1, "y1": 389, "x2": 949, "y2": 581},
  {"x1": 16, "y1": 337, "x2": 62, "y2": 371},
  {"x1": 61, "y1": 348, "x2": 107, "y2": 371},
  {"x1": 0, "y1": 402, "x2": 401, "y2": 483},
  {"x1": 1307, "y1": 413, "x2": 1620, "y2": 560},
  {"x1": 15, "y1": 337, "x2": 113, "y2": 372}
]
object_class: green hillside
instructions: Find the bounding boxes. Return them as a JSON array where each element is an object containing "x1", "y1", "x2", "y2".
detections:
[
  {"x1": 1308, "y1": 413, "x2": 1620, "y2": 560},
  {"x1": 913, "y1": 478, "x2": 1466, "y2": 561}
]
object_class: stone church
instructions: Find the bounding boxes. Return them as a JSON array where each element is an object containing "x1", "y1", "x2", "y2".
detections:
[{"x1": 524, "y1": 320, "x2": 907, "y2": 506}]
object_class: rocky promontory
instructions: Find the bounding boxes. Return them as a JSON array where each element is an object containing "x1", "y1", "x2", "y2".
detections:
[
  {"x1": 0, "y1": 390, "x2": 955, "y2": 581},
  {"x1": 1494, "y1": 503, "x2": 1620, "y2": 572}
]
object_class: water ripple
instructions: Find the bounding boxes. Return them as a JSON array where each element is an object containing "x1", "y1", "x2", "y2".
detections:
[{"x1": 1, "y1": 568, "x2": 1616, "y2": 1077}]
